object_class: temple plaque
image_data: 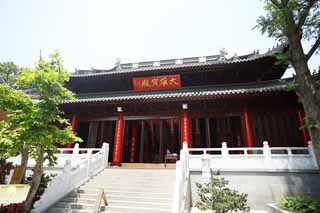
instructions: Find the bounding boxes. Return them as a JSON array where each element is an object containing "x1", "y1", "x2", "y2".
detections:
[{"x1": 132, "y1": 74, "x2": 181, "y2": 91}]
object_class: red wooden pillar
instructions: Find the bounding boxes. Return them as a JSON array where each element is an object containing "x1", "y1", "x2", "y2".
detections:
[
  {"x1": 297, "y1": 109, "x2": 311, "y2": 146},
  {"x1": 112, "y1": 112, "x2": 124, "y2": 165},
  {"x1": 181, "y1": 105, "x2": 191, "y2": 148},
  {"x1": 243, "y1": 107, "x2": 254, "y2": 150},
  {"x1": 129, "y1": 121, "x2": 138, "y2": 163},
  {"x1": 66, "y1": 114, "x2": 77, "y2": 148}
]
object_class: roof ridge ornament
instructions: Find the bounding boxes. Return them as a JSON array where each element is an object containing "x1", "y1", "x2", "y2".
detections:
[
  {"x1": 218, "y1": 48, "x2": 228, "y2": 61},
  {"x1": 115, "y1": 58, "x2": 121, "y2": 71},
  {"x1": 232, "y1": 53, "x2": 239, "y2": 60}
]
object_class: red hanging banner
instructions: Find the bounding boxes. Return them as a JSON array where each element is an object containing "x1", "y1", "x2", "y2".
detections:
[{"x1": 132, "y1": 74, "x2": 181, "y2": 91}]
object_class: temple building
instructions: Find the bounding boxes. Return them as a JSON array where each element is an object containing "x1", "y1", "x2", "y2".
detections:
[{"x1": 61, "y1": 48, "x2": 310, "y2": 165}]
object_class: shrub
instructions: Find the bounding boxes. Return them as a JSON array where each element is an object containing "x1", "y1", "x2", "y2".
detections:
[
  {"x1": 278, "y1": 195, "x2": 320, "y2": 213},
  {"x1": 195, "y1": 169, "x2": 249, "y2": 213}
]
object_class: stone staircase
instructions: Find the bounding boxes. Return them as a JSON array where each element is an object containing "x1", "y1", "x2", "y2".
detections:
[{"x1": 47, "y1": 168, "x2": 175, "y2": 213}]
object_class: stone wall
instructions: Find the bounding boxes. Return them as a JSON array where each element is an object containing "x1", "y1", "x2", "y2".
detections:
[{"x1": 190, "y1": 170, "x2": 320, "y2": 210}]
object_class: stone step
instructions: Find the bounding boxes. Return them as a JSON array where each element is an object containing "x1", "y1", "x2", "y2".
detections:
[
  {"x1": 63, "y1": 197, "x2": 97, "y2": 204},
  {"x1": 92, "y1": 177, "x2": 174, "y2": 182},
  {"x1": 47, "y1": 168, "x2": 174, "y2": 213},
  {"x1": 105, "y1": 189, "x2": 171, "y2": 197},
  {"x1": 67, "y1": 192, "x2": 98, "y2": 200},
  {"x1": 103, "y1": 205, "x2": 171, "y2": 213},
  {"x1": 89, "y1": 186, "x2": 173, "y2": 193},
  {"x1": 47, "y1": 207, "x2": 96, "y2": 213},
  {"x1": 100, "y1": 171, "x2": 175, "y2": 174},
  {"x1": 107, "y1": 199, "x2": 171, "y2": 208},
  {"x1": 95, "y1": 172, "x2": 174, "y2": 176},
  {"x1": 85, "y1": 182, "x2": 173, "y2": 189},
  {"x1": 106, "y1": 194, "x2": 172, "y2": 203},
  {"x1": 54, "y1": 202, "x2": 96, "y2": 210},
  {"x1": 73, "y1": 188, "x2": 101, "y2": 194}
]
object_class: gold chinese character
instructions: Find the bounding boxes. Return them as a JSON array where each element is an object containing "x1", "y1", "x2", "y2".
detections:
[
  {"x1": 141, "y1": 79, "x2": 150, "y2": 87},
  {"x1": 159, "y1": 78, "x2": 168, "y2": 86},
  {"x1": 169, "y1": 77, "x2": 178, "y2": 85},
  {"x1": 151, "y1": 78, "x2": 159, "y2": 86}
]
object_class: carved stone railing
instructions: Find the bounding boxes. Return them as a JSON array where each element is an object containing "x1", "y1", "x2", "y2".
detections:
[
  {"x1": 188, "y1": 141, "x2": 319, "y2": 171},
  {"x1": 31, "y1": 143, "x2": 109, "y2": 212},
  {"x1": 172, "y1": 141, "x2": 319, "y2": 213},
  {"x1": 172, "y1": 142, "x2": 189, "y2": 213}
]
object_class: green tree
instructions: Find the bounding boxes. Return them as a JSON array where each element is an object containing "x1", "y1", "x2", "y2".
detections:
[
  {"x1": 0, "y1": 62, "x2": 20, "y2": 87},
  {"x1": 195, "y1": 170, "x2": 248, "y2": 213},
  {"x1": 0, "y1": 84, "x2": 36, "y2": 184},
  {"x1": 255, "y1": 1, "x2": 320, "y2": 158},
  {"x1": 0, "y1": 51, "x2": 81, "y2": 211}
]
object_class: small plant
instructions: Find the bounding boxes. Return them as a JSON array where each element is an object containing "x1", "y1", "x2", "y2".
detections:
[
  {"x1": 195, "y1": 169, "x2": 249, "y2": 213},
  {"x1": 278, "y1": 195, "x2": 320, "y2": 213}
]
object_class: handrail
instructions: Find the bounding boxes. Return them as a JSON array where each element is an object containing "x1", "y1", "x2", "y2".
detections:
[
  {"x1": 172, "y1": 142, "x2": 189, "y2": 213},
  {"x1": 188, "y1": 141, "x2": 311, "y2": 156},
  {"x1": 31, "y1": 143, "x2": 109, "y2": 212},
  {"x1": 188, "y1": 141, "x2": 318, "y2": 171}
]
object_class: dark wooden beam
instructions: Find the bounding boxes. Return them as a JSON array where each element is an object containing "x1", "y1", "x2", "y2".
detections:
[
  {"x1": 159, "y1": 120, "x2": 164, "y2": 162},
  {"x1": 205, "y1": 118, "x2": 211, "y2": 148},
  {"x1": 194, "y1": 119, "x2": 201, "y2": 146},
  {"x1": 139, "y1": 121, "x2": 145, "y2": 163},
  {"x1": 170, "y1": 119, "x2": 175, "y2": 147}
]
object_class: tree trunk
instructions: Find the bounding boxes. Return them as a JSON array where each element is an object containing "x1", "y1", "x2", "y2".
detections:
[
  {"x1": 286, "y1": 21, "x2": 320, "y2": 163},
  {"x1": 24, "y1": 146, "x2": 44, "y2": 211},
  {"x1": 20, "y1": 148, "x2": 28, "y2": 184}
]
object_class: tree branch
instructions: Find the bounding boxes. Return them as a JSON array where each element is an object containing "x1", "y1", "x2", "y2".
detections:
[
  {"x1": 297, "y1": 0, "x2": 316, "y2": 30},
  {"x1": 281, "y1": 0, "x2": 289, "y2": 6},
  {"x1": 306, "y1": 35, "x2": 320, "y2": 60},
  {"x1": 270, "y1": 0, "x2": 281, "y2": 8}
]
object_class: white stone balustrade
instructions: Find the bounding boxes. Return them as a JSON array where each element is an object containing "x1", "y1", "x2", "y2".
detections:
[
  {"x1": 30, "y1": 143, "x2": 109, "y2": 212},
  {"x1": 8, "y1": 143, "x2": 108, "y2": 169},
  {"x1": 172, "y1": 141, "x2": 319, "y2": 213},
  {"x1": 172, "y1": 142, "x2": 189, "y2": 213},
  {"x1": 188, "y1": 141, "x2": 319, "y2": 171}
]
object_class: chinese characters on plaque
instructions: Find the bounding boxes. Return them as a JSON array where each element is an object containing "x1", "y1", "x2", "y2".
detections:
[{"x1": 132, "y1": 74, "x2": 181, "y2": 91}]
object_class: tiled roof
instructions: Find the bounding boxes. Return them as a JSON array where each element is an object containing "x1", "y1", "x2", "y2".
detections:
[
  {"x1": 71, "y1": 45, "x2": 286, "y2": 78},
  {"x1": 62, "y1": 79, "x2": 290, "y2": 105}
]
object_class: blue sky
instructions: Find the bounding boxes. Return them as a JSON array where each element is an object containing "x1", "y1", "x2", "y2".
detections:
[{"x1": 0, "y1": 0, "x2": 318, "y2": 77}]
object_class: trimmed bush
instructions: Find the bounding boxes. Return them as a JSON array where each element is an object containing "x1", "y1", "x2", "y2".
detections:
[
  {"x1": 278, "y1": 195, "x2": 320, "y2": 213},
  {"x1": 195, "y1": 169, "x2": 249, "y2": 213}
]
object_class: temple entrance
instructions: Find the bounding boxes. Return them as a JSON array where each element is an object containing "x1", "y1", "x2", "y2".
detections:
[
  {"x1": 77, "y1": 114, "x2": 247, "y2": 164},
  {"x1": 75, "y1": 108, "x2": 306, "y2": 164},
  {"x1": 190, "y1": 116, "x2": 245, "y2": 148},
  {"x1": 122, "y1": 119, "x2": 181, "y2": 163}
]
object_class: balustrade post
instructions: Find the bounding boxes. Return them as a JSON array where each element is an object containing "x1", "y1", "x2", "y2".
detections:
[
  {"x1": 72, "y1": 143, "x2": 79, "y2": 164},
  {"x1": 222, "y1": 142, "x2": 228, "y2": 157},
  {"x1": 87, "y1": 150, "x2": 92, "y2": 178},
  {"x1": 173, "y1": 161, "x2": 182, "y2": 213},
  {"x1": 263, "y1": 141, "x2": 271, "y2": 169},
  {"x1": 102, "y1": 142, "x2": 109, "y2": 167},
  {"x1": 182, "y1": 142, "x2": 189, "y2": 169},
  {"x1": 308, "y1": 141, "x2": 319, "y2": 168},
  {"x1": 201, "y1": 154, "x2": 210, "y2": 183},
  {"x1": 63, "y1": 159, "x2": 72, "y2": 193}
]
